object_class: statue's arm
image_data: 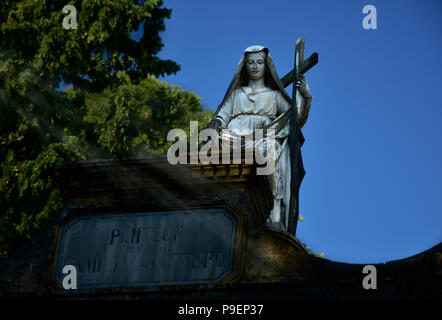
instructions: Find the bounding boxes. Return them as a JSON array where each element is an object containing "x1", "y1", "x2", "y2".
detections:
[
  {"x1": 276, "y1": 92, "x2": 292, "y2": 115},
  {"x1": 206, "y1": 92, "x2": 234, "y2": 133},
  {"x1": 300, "y1": 94, "x2": 312, "y2": 128},
  {"x1": 296, "y1": 75, "x2": 312, "y2": 128},
  {"x1": 214, "y1": 92, "x2": 234, "y2": 127},
  {"x1": 276, "y1": 86, "x2": 312, "y2": 129}
]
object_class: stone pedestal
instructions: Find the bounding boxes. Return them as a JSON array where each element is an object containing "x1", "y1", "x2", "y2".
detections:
[
  {"x1": 47, "y1": 155, "x2": 308, "y2": 291},
  {"x1": 0, "y1": 156, "x2": 440, "y2": 299}
]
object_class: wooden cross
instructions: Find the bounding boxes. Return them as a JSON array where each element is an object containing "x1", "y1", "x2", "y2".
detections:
[{"x1": 283, "y1": 37, "x2": 318, "y2": 236}]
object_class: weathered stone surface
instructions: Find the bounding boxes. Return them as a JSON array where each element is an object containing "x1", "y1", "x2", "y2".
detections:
[
  {"x1": 53, "y1": 209, "x2": 239, "y2": 288},
  {"x1": 0, "y1": 156, "x2": 440, "y2": 299}
]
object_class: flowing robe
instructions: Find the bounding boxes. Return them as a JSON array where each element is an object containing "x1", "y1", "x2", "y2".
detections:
[
  {"x1": 209, "y1": 45, "x2": 311, "y2": 230},
  {"x1": 215, "y1": 86, "x2": 292, "y2": 202}
]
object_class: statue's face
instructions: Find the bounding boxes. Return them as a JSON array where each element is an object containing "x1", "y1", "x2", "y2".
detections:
[{"x1": 246, "y1": 52, "x2": 266, "y2": 81}]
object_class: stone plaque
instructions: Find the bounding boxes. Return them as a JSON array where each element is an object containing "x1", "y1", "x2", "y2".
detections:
[{"x1": 53, "y1": 209, "x2": 240, "y2": 289}]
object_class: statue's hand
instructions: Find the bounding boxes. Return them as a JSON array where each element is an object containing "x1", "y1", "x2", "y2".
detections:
[
  {"x1": 296, "y1": 74, "x2": 311, "y2": 98},
  {"x1": 206, "y1": 118, "x2": 222, "y2": 134}
]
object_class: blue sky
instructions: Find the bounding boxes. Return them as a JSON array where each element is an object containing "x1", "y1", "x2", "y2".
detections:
[{"x1": 154, "y1": 0, "x2": 442, "y2": 263}]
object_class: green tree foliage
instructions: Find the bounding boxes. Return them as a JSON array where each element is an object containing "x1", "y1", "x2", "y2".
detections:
[
  {"x1": 0, "y1": 0, "x2": 179, "y2": 91},
  {"x1": 0, "y1": 1, "x2": 212, "y2": 258},
  {"x1": 83, "y1": 74, "x2": 211, "y2": 158}
]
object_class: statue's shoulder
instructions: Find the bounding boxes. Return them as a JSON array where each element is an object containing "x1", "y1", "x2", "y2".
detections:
[
  {"x1": 225, "y1": 87, "x2": 247, "y2": 99},
  {"x1": 238, "y1": 86, "x2": 249, "y2": 94},
  {"x1": 273, "y1": 88, "x2": 284, "y2": 96},
  {"x1": 227, "y1": 87, "x2": 243, "y2": 97},
  {"x1": 273, "y1": 89, "x2": 288, "y2": 101}
]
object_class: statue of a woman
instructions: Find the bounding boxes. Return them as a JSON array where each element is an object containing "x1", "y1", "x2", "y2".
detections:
[{"x1": 207, "y1": 45, "x2": 312, "y2": 231}]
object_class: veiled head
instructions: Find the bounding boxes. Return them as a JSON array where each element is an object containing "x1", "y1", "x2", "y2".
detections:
[
  {"x1": 213, "y1": 44, "x2": 292, "y2": 119},
  {"x1": 241, "y1": 46, "x2": 272, "y2": 87}
]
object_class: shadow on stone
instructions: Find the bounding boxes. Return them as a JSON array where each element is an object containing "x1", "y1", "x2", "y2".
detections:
[{"x1": 0, "y1": 156, "x2": 440, "y2": 299}]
